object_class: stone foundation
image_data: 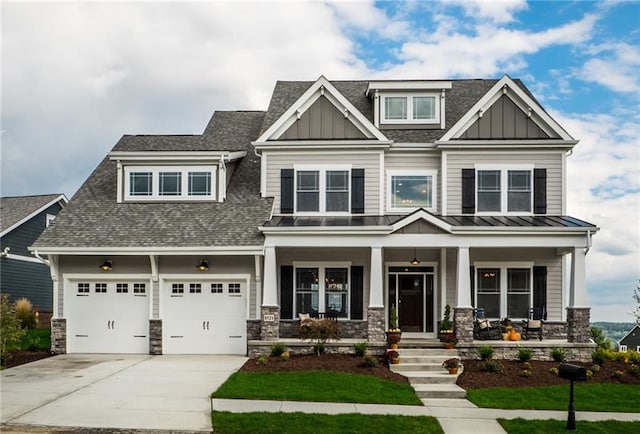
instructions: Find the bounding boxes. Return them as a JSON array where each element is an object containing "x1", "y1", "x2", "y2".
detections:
[
  {"x1": 246, "y1": 320, "x2": 261, "y2": 340},
  {"x1": 543, "y1": 321, "x2": 567, "y2": 340},
  {"x1": 567, "y1": 307, "x2": 591, "y2": 343},
  {"x1": 456, "y1": 340, "x2": 595, "y2": 362},
  {"x1": 149, "y1": 319, "x2": 162, "y2": 355},
  {"x1": 247, "y1": 339, "x2": 386, "y2": 358},
  {"x1": 51, "y1": 318, "x2": 66, "y2": 354},
  {"x1": 367, "y1": 307, "x2": 385, "y2": 343},
  {"x1": 454, "y1": 307, "x2": 474, "y2": 343},
  {"x1": 278, "y1": 320, "x2": 368, "y2": 339},
  {"x1": 260, "y1": 306, "x2": 280, "y2": 339}
]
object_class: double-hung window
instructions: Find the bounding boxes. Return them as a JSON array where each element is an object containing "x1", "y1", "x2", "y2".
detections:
[
  {"x1": 381, "y1": 94, "x2": 439, "y2": 124},
  {"x1": 476, "y1": 165, "x2": 533, "y2": 214},
  {"x1": 387, "y1": 170, "x2": 437, "y2": 212},
  {"x1": 475, "y1": 264, "x2": 532, "y2": 319},
  {"x1": 295, "y1": 166, "x2": 350, "y2": 214},
  {"x1": 294, "y1": 264, "x2": 350, "y2": 318},
  {"x1": 124, "y1": 166, "x2": 216, "y2": 201}
]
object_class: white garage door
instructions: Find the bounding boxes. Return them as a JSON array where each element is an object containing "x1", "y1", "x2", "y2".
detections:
[
  {"x1": 162, "y1": 279, "x2": 246, "y2": 354},
  {"x1": 66, "y1": 279, "x2": 150, "y2": 353}
]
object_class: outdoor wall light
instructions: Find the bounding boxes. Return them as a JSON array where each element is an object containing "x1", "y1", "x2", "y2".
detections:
[
  {"x1": 410, "y1": 248, "x2": 420, "y2": 265},
  {"x1": 196, "y1": 259, "x2": 209, "y2": 271},
  {"x1": 99, "y1": 260, "x2": 113, "y2": 272}
]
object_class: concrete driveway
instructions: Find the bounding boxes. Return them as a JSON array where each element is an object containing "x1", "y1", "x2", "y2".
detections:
[{"x1": 1, "y1": 354, "x2": 247, "y2": 432}]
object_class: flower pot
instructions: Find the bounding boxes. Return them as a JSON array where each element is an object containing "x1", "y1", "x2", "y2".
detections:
[
  {"x1": 386, "y1": 331, "x2": 402, "y2": 346},
  {"x1": 447, "y1": 367, "x2": 458, "y2": 375},
  {"x1": 444, "y1": 343, "x2": 454, "y2": 349},
  {"x1": 390, "y1": 357, "x2": 400, "y2": 365},
  {"x1": 389, "y1": 343, "x2": 398, "y2": 350}
]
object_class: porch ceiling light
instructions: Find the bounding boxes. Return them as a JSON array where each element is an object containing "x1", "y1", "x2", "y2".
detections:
[
  {"x1": 196, "y1": 259, "x2": 209, "y2": 271},
  {"x1": 410, "y1": 248, "x2": 420, "y2": 266},
  {"x1": 99, "y1": 259, "x2": 113, "y2": 272}
]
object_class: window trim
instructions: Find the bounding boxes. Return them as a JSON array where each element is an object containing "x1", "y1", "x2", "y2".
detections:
[
  {"x1": 123, "y1": 165, "x2": 217, "y2": 201},
  {"x1": 474, "y1": 164, "x2": 534, "y2": 215},
  {"x1": 293, "y1": 262, "x2": 352, "y2": 319},
  {"x1": 474, "y1": 262, "x2": 534, "y2": 320},
  {"x1": 620, "y1": 345, "x2": 627, "y2": 352},
  {"x1": 293, "y1": 165, "x2": 352, "y2": 215},
  {"x1": 387, "y1": 169, "x2": 438, "y2": 213},
  {"x1": 380, "y1": 93, "x2": 440, "y2": 125}
]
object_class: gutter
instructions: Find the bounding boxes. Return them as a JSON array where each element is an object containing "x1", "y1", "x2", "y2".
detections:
[{"x1": 33, "y1": 250, "x2": 50, "y2": 266}]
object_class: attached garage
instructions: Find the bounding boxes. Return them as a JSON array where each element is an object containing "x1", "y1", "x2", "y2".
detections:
[
  {"x1": 161, "y1": 276, "x2": 248, "y2": 354},
  {"x1": 65, "y1": 276, "x2": 150, "y2": 353}
]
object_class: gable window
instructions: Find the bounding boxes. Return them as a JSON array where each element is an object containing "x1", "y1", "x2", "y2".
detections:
[
  {"x1": 46, "y1": 214, "x2": 56, "y2": 227},
  {"x1": 381, "y1": 94, "x2": 439, "y2": 124},
  {"x1": 124, "y1": 166, "x2": 216, "y2": 201},
  {"x1": 159, "y1": 172, "x2": 181, "y2": 196},
  {"x1": 475, "y1": 165, "x2": 533, "y2": 214},
  {"x1": 294, "y1": 166, "x2": 350, "y2": 214},
  {"x1": 130, "y1": 172, "x2": 153, "y2": 196},
  {"x1": 189, "y1": 172, "x2": 211, "y2": 196},
  {"x1": 294, "y1": 264, "x2": 350, "y2": 318},
  {"x1": 387, "y1": 170, "x2": 437, "y2": 212},
  {"x1": 475, "y1": 263, "x2": 532, "y2": 319}
]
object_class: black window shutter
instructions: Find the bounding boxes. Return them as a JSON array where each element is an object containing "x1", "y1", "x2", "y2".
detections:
[
  {"x1": 281, "y1": 169, "x2": 294, "y2": 214},
  {"x1": 351, "y1": 169, "x2": 365, "y2": 214},
  {"x1": 470, "y1": 266, "x2": 475, "y2": 306},
  {"x1": 462, "y1": 169, "x2": 475, "y2": 214},
  {"x1": 533, "y1": 266, "x2": 547, "y2": 319},
  {"x1": 350, "y1": 266, "x2": 364, "y2": 320},
  {"x1": 534, "y1": 168, "x2": 547, "y2": 214},
  {"x1": 280, "y1": 265, "x2": 294, "y2": 319}
]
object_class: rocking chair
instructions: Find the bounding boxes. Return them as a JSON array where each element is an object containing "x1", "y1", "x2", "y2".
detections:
[{"x1": 522, "y1": 307, "x2": 545, "y2": 340}]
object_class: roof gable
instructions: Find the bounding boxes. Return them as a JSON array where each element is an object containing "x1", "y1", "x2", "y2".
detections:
[
  {"x1": 255, "y1": 76, "x2": 388, "y2": 142},
  {"x1": 390, "y1": 209, "x2": 452, "y2": 234},
  {"x1": 440, "y1": 75, "x2": 573, "y2": 141},
  {"x1": 619, "y1": 325, "x2": 640, "y2": 346},
  {"x1": 0, "y1": 194, "x2": 67, "y2": 237}
]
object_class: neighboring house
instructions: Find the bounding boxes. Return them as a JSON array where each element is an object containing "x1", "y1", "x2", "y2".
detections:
[
  {"x1": 1, "y1": 194, "x2": 67, "y2": 318},
  {"x1": 32, "y1": 75, "x2": 597, "y2": 355},
  {"x1": 619, "y1": 325, "x2": 640, "y2": 352}
]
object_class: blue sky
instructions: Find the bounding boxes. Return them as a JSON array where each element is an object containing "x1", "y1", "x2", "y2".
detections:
[{"x1": 2, "y1": 0, "x2": 638, "y2": 322}]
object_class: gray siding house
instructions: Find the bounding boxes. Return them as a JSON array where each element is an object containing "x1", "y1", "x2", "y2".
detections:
[
  {"x1": 619, "y1": 325, "x2": 640, "y2": 352},
  {"x1": 32, "y1": 75, "x2": 597, "y2": 357},
  {"x1": 1, "y1": 194, "x2": 67, "y2": 318}
]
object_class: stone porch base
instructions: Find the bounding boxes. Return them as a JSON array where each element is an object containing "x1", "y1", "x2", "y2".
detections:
[
  {"x1": 456, "y1": 339, "x2": 595, "y2": 362},
  {"x1": 247, "y1": 338, "x2": 387, "y2": 358}
]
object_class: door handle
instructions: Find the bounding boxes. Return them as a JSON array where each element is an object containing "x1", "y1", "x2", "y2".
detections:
[
  {"x1": 112, "y1": 320, "x2": 115, "y2": 329},
  {"x1": 206, "y1": 321, "x2": 210, "y2": 330},
  {"x1": 107, "y1": 320, "x2": 111, "y2": 329},
  {"x1": 202, "y1": 321, "x2": 206, "y2": 330}
]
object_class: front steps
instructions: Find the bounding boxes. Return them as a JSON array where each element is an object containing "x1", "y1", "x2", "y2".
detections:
[{"x1": 390, "y1": 345, "x2": 467, "y2": 400}]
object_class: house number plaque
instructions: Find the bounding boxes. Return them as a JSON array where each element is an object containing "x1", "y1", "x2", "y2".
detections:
[{"x1": 263, "y1": 314, "x2": 275, "y2": 322}]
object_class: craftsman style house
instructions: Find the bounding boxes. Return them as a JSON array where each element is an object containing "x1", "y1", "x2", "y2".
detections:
[{"x1": 32, "y1": 75, "x2": 597, "y2": 355}]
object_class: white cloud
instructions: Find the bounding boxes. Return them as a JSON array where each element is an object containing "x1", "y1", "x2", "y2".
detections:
[
  {"x1": 578, "y1": 43, "x2": 640, "y2": 93},
  {"x1": 329, "y1": 0, "x2": 409, "y2": 39},
  {"x1": 442, "y1": 0, "x2": 528, "y2": 23}
]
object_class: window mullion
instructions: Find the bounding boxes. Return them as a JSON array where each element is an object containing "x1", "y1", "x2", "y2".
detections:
[
  {"x1": 319, "y1": 267, "x2": 326, "y2": 312},
  {"x1": 320, "y1": 169, "x2": 326, "y2": 213},
  {"x1": 501, "y1": 170, "x2": 508, "y2": 213},
  {"x1": 501, "y1": 267, "x2": 507, "y2": 318}
]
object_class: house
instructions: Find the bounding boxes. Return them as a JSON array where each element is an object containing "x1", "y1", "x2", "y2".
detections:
[
  {"x1": 1, "y1": 194, "x2": 67, "y2": 323},
  {"x1": 32, "y1": 75, "x2": 598, "y2": 357},
  {"x1": 619, "y1": 325, "x2": 640, "y2": 352}
]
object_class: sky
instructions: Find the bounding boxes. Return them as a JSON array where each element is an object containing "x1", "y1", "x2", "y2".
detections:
[{"x1": 1, "y1": 0, "x2": 638, "y2": 322}]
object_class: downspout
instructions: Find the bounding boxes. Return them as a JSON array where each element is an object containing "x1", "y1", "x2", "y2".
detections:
[
  {"x1": 33, "y1": 250, "x2": 50, "y2": 266},
  {"x1": 585, "y1": 230, "x2": 592, "y2": 254}
]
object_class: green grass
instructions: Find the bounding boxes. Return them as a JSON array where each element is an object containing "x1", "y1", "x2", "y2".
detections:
[
  {"x1": 212, "y1": 371, "x2": 422, "y2": 405},
  {"x1": 468, "y1": 384, "x2": 640, "y2": 412},
  {"x1": 499, "y1": 418, "x2": 640, "y2": 434},
  {"x1": 212, "y1": 412, "x2": 443, "y2": 434},
  {"x1": 19, "y1": 328, "x2": 51, "y2": 351}
]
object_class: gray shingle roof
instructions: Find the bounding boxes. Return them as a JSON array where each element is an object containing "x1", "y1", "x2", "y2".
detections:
[
  {"x1": 33, "y1": 112, "x2": 273, "y2": 249},
  {"x1": 1, "y1": 194, "x2": 64, "y2": 234}
]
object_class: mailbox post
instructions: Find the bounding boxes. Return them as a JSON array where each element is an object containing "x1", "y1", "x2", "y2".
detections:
[{"x1": 558, "y1": 364, "x2": 587, "y2": 431}]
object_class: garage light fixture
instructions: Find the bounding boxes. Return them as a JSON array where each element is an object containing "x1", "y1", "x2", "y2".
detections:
[
  {"x1": 196, "y1": 259, "x2": 209, "y2": 271},
  {"x1": 99, "y1": 260, "x2": 113, "y2": 272}
]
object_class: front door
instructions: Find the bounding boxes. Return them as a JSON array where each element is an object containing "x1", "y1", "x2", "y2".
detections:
[{"x1": 388, "y1": 267, "x2": 435, "y2": 334}]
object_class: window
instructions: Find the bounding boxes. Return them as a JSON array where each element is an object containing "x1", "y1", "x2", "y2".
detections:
[
  {"x1": 475, "y1": 264, "x2": 533, "y2": 319},
  {"x1": 388, "y1": 170, "x2": 437, "y2": 212},
  {"x1": 476, "y1": 166, "x2": 533, "y2": 214},
  {"x1": 77, "y1": 283, "x2": 90, "y2": 294},
  {"x1": 381, "y1": 94, "x2": 439, "y2": 124},
  {"x1": 46, "y1": 214, "x2": 56, "y2": 227},
  {"x1": 189, "y1": 283, "x2": 202, "y2": 294},
  {"x1": 294, "y1": 167, "x2": 350, "y2": 214},
  {"x1": 211, "y1": 283, "x2": 223, "y2": 293},
  {"x1": 133, "y1": 283, "x2": 146, "y2": 294},
  {"x1": 116, "y1": 283, "x2": 128, "y2": 293},
  {"x1": 294, "y1": 265, "x2": 350, "y2": 318},
  {"x1": 95, "y1": 283, "x2": 107, "y2": 293},
  {"x1": 124, "y1": 166, "x2": 216, "y2": 201},
  {"x1": 620, "y1": 345, "x2": 627, "y2": 352},
  {"x1": 172, "y1": 283, "x2": 184, "y2": 294},
  {"x1": 229, "y1": 283, "x2": 241, "y2": 294}
]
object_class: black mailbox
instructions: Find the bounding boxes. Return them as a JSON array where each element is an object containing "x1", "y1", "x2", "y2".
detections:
[{"x1": 558, "y1": 364, "x2": 587, "y2": 381}]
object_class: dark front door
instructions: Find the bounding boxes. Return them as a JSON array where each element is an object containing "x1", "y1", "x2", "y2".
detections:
[{"x1": 398, "y1": 274, "x2": 424, "y2": 332}]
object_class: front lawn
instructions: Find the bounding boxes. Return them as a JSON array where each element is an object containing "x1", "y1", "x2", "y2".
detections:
[
  {"x1": 468, "y1": 383, "x2": 640, "y2": 412},
  {"x1": 212, "y1": 412, "x2": 443, "y2": 434},
  {"x1": 212, "y1": 371, "x2": 422, "y2": 405},
  {"x1": 499, "y1": 418, "x2": 640, "y2": 434}
]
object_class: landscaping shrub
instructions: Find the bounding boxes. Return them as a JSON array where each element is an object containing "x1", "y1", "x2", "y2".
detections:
[
  {"x1": 628, "y1": 350, "x2": 640, "y2": 365},
  {"x1": 15, "y1": 298, "x2": 37, "y2": 329},
  {"x1": 271, "y1": 342, "x2": 287, "y2": 356},
  {"x1": 478, "y1": 345, "x2": 494, "y2": 361},
  {"x1": 549, "y1": 367, "x2": 559, "y2": 375},
  {"x1": 520, "y1": 369, "x2": 532, "y2": 377},
  {"x1": 257, "y1": 354, "x2": 268, "y2": 365},
  {"x1": 592, "y1": 348, "x2": 611, "y2": 365},
  {"x1": 362, "y1": 355, "x2": 378, "y2": 367},
  {"x1": 281, "y1": 351, "x2": 290, "y2": 361},
  {"x1": 299, "y1": 319, "x2": 339, "y2": 356},
  {"x1": 1, "y1": 295, "x2": 25, "y2": 361},
  {"x1": 516, "y1": 347, "x2": 533, "y2": 362},
  {"x1": 613, "y1": 370, "x2": 625, "y2": 381},
  {"x1": 629, "y1": 364, "x2": 640, "y2": 377},
  {"x1": 353, "y1": 341, "x2": 368, "y2": 357},
  {"x1": 482, "y1": 360, "x2": 503, "y2": 373},
  {"x1": 590, "y1": 325, "x2": 612, "y2": 350},
  {"x1": 591, "y1": 364, "x2": 600, "y2": 373},
  {"x1": 550, "y1": 347, "x2": 567, "y2": 362},
  {"x1": 521, "y1": 361, "x2": 532, "y2": 370},
  {"x1": 23, "y1": 334, "x2": 43, "y2": 351},
  {"x1": 586, "y1": 369, "x2": 593, "y2": 379},
  {"x1": 313, "y1": 343, "x2": 326, "y2": 355}
]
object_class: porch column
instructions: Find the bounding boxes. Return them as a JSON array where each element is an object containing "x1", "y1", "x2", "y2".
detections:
[
  {"x1": 49, "y1": 254, "x2": 66, "y2": 354},
  {"x1": 260, "y1": 246, "x2": 279, "y2": 339},
  {"x1": 367, "y1": 246, "x2": 385, "y2": 342},
  {"x1": 567, "y1": 247, "x2": 590, "y2": 343},
  {"x1": 454, "y1": 247, "x2": 474, "y2": 343}
]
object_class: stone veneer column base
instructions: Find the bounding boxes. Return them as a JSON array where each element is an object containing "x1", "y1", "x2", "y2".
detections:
[
  {"x1": 51, "y1": 318, "x2": 67, "y2": 354},
  {"x1": 367, "y1": 307, "x2": 385, "y2": 343},
  {"x1": 260, "y1": 306, "x2": 280, "y2": 340},
  {"x1": 567, "y1": 307, "x2": 591, "y2": 343},
  {"x1": 453, "y1": 307, "x2": 474, "y2": 343},
  {"x1": 149, "y1": 319, "x2": 162, "y2": 355}
]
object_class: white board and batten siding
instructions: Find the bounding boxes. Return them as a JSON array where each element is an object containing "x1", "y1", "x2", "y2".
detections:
[
  {"x1": 264, "y1": 151, "x2": 382, "y2": 215},
  {"x1": 446, "y1": 152, "x2": 563, "y2": 215},
  {"x1": 384, "y1": 153, "x2": 441, "y2": 214}
]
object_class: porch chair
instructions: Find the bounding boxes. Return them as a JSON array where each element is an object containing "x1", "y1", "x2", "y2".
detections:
[
  {"x1": 522, "y1": 307, "x2": 545, "y2": 340},
  {"x1": 473, "y1": 308, "x2": 501, "y2": 340}
]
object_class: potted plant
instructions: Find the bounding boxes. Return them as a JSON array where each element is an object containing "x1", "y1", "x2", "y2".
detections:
[
  {"x1": 387, "y1": 349, "x2": 400, "y2": 365},
  {"x1": 442, "y1": 357, "x2": 462, "y2": 374},
  {"x1": 443, "y1": 333, "x2": 458, "y2": 349},
  {"x1": 438, "y1": 304, "x2": 454, "y2": 341},
  {"x1": 386, "y1": 305, "x2": 401, "y2": 349}
]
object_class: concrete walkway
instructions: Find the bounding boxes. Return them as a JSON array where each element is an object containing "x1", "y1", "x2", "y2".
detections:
[{"x1": 212, "y1": 398, "x2": 640, "y2": 434}]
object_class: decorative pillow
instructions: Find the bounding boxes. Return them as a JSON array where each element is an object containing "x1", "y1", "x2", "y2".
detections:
[
  {"x1": 478, "y1": 319, "x2": 491, "y2": 330},
  {"x1": 527, "y1": 320, "x2": 542, "y2": 328},
  {"x1": 298, "y1": 313, "x2": 310, "y2": 321}
]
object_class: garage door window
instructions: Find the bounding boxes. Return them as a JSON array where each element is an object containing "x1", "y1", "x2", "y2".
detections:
[
  {"x1": 229, "y1": 283, "x2": 241, "y2": 294},
  {"x1": 133, "y1": 283, "x2": 146, "y2": 294},
  {"x1": 172, "y1": 283, "x2": 184, "y2": 294},
  {"x1": 77, "y1": 283, "x2": 90, "y2": 294},
  {"x1": 211, "y1": 283, "x2": 223, "y2": 293},
  {"x1": 190, "y1": 283, "x2": 202, "y2": 293},
  {"x1": 95, "y1": 283, "x2": 107, "y2": 293},
  {"x1": 116, "y1": 283, "x2": 129, "y2": 293}
]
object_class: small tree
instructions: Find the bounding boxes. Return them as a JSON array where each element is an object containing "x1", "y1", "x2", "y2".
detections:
[
  {"x1": 633, "y1": 280, "x2": 640, "y2": 325},
  {"x1": 299, "y1": 319, "x2": 339, "y2": 356},
  {"x1": 590, "y1": 325, "x2": 612, "y2": 350},
  {"x1": 1, "y1": 295, "x2": 26, "y2": 361},
  {"x1": 15, "y1": 298, "x2": 37, "y2": 329}
]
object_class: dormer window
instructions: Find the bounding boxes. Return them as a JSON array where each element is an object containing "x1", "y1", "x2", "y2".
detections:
[
  {"x1": 382, "y1": 94, "x2": 438, "y2": 124},
  {"x1": 124, "y1": 166, "x2": 216, "y2": 201}
]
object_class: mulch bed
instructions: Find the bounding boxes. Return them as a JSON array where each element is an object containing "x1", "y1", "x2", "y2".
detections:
[
  {"x1": 457, "y1": 359, "x2": 640, "y2": 389},
  {"x1": 240, "y1": 353, "x2": 410, "y2": 384},
  {"x1": 2, "y1": 350, "x2": 53, "y2": 369}
]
